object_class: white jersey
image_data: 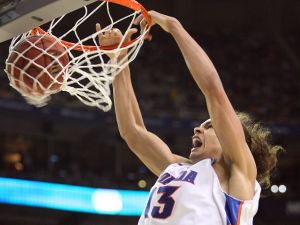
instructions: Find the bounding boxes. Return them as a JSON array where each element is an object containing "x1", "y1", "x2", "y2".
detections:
[{"x1": 138, "y1": 158, "x2": 261, "y2": 225}]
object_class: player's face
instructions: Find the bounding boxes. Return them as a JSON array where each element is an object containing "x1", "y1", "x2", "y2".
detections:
[{"x1": 189, "y1": 119, "x2": 222, "y2": 163}]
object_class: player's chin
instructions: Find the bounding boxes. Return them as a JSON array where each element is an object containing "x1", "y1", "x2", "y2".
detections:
[{"x1": 189, "y1": 148, "x2": 203, "y2": 163}]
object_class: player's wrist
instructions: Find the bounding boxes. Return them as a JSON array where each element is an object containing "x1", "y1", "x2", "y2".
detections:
[{"x1": 167, "y1": 18, "x2": 182, "y2": 34}]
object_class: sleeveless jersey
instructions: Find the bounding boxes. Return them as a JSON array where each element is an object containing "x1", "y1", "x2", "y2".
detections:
[{"x1": 138, "y1": 158, "x2": 261, "y2": 225}]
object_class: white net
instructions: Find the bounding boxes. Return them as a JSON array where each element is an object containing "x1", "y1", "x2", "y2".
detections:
[{"x1": 5, "y1": 0, "x2": 149, "y2": 111}]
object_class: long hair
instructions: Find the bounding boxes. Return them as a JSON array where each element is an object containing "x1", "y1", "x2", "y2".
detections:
[{"x1": 237, "y1": 112, "x2": 284, "y2": 189}]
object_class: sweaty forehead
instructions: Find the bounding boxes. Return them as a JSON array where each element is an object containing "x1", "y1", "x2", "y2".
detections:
[{"x1": 200, "y1": 119, "x2": 211, "y2": 127}]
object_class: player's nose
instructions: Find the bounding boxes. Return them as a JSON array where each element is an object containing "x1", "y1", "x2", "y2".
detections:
[{"x1": 193, "y1": 126, "x2": 203, "y2": 135}]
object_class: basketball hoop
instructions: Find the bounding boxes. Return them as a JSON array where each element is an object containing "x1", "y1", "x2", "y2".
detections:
[{"x1": 5, "y1": 0, "x2": 150, "y2": 111}]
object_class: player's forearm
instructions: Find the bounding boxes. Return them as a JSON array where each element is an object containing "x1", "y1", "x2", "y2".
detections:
[
  {"x1": 169, "y1": 20, "x2": 223, "y2": 96},
  {"x1": 113, "y1": 66, "x2": 145, "y2": 138},
  {"x1": 126, "y1": 68, "x2": 145, "y2": 128}
]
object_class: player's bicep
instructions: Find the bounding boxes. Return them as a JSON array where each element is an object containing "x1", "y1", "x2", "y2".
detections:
[
  {"x1": 206, "y1": 88, "x2": 256, "y2": 173},
  {"x1": 124, "y1": 127, "x2": 189, "y2": 176}
]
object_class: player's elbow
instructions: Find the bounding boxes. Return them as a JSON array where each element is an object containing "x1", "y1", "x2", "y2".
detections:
[
  {"x1": 119, "y1": 128, "x2": 134, "y2": 141},
  {"x1": 119, "y1": 124, "x2": 144, "y2": 143}
]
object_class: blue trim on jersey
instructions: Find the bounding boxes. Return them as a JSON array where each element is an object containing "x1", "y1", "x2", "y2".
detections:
[{"x1": 225, "y1": 194, "x2": 242, "y2": 225}]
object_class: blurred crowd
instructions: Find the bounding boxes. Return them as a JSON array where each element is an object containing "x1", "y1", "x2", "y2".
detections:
[
  {"x1": 0, "y1": 132, "x2": 152, "y2": 190},
  {"x1": 133, "y1": 28, "x2": 300, "y2": 123}
]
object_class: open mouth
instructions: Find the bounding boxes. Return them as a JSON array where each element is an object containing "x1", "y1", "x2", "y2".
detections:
[{"x1": 192, "y1": 136, "x2": 203, "y2": 150}]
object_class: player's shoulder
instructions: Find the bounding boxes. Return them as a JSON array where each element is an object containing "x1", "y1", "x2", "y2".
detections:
[
  {"x1": 164, "y1": 162, "x2": 191, "y2": 173},
  {"x1": 170, "y1": 162, "x2": 191, "y2": 168},
  {"x1": 169, "y1": 158, "x2": 213, "y2": 168},
  {"x1": 163, "y1": 158, "x2": 213, "y2": 175}
]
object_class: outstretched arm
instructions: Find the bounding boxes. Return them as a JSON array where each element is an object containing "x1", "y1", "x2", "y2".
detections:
[
  {"x1": 136, "y1": 11, "x2": 257, "y2": 198},
  {"x1": 170, "y1": 20, "x2": 257, "y2": 195},
  {"x1": 96, "y1": 24, "x2": 190, "y2": 177},
  {"x1": 113, "y1": 66, "x2": 189, "y2": 176}
]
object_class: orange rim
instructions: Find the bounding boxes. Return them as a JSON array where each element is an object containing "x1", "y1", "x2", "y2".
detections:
[{"x1": 31, "y1": 0, "x2": 151, "y2": 51}]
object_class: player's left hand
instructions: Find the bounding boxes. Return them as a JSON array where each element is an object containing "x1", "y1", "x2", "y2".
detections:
[
  {"x1": 96, "y1": 23, "x2": 137, "y2": 59},
  {"x1": 134, "y1": 10, "x2": 178, "y2": 41}
]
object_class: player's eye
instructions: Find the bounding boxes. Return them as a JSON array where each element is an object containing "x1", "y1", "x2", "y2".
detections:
[{"x1": 205, "y1": 123, "x2": 213, "y2": 129}]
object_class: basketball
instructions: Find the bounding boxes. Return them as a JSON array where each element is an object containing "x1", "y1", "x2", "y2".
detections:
[{"x1": 6, "y1": 35, "x2": 69, "y2": 96}]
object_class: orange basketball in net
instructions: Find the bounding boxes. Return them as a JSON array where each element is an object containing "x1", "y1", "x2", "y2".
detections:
[{"x1": 6, "y1": 35, "x2": 69, "y2": 96}]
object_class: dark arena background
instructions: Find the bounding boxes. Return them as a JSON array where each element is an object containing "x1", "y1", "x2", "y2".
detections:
[{"x1": 0, "y1": 0, "x2": 299, "y2": 224}]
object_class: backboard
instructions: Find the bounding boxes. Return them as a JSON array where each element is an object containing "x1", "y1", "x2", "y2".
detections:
[{"x1": 0, "y1": 0, "x2": 98, "y2": 43}]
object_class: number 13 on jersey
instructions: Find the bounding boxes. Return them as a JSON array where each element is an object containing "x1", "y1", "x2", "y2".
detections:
[{"x1": 144, "y1": 186, "x2": 180, "y2": 219}]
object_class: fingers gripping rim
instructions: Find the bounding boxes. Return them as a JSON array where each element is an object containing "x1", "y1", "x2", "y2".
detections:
[
  {"x1": 106, "y1": 0, "x2": 151, "y2": 25},
  {"x1": 31, "y1": 0, "x2": 151, "y2": 51}
]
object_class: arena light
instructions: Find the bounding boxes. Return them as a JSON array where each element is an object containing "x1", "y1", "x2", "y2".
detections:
[
  {"x1": 0, "y1": 177, "x2": 148, "y2": 216},
  {"x1": 278, "y1": 185, "x2": 287, "y2": 193},
  {"x1": 271, "y1": 185, "x2": 279, "y2": 193},
  {"x1": 138, "y1": 180, "x2": 147, "y2": 189}
]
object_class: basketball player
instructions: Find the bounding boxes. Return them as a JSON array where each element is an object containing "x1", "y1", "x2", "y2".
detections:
[{"x1": 97, "y1": 10, "x2": 283, "y2": 225}]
